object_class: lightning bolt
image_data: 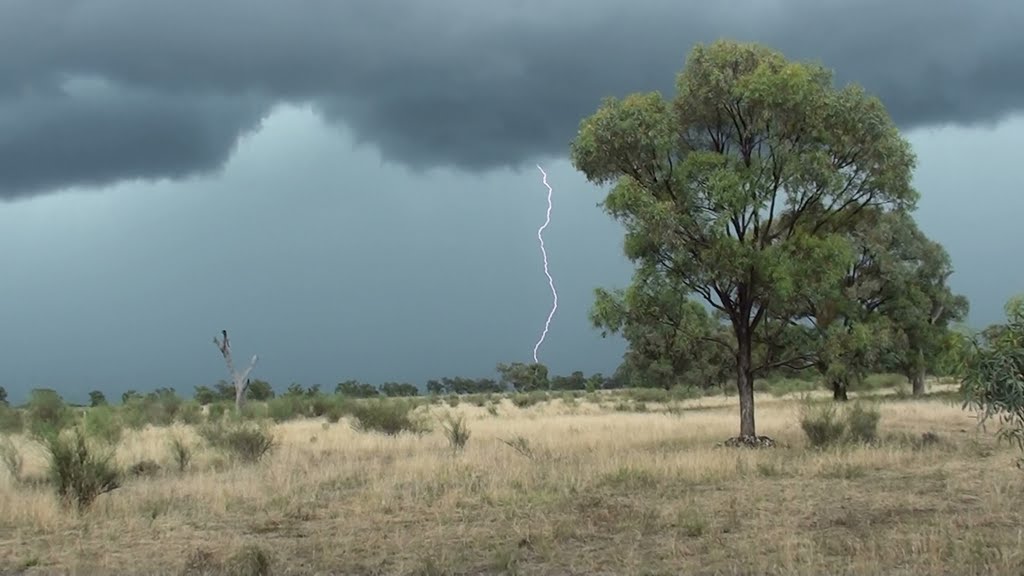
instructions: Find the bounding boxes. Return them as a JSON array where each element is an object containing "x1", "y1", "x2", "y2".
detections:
[{"x1": 532, "y1": 164, "x2": 558, "y2": 364}]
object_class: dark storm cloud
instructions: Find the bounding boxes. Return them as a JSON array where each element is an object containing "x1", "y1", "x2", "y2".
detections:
[{"x1": 2, "y1": 0, "x2": 1022, "y2": 198}]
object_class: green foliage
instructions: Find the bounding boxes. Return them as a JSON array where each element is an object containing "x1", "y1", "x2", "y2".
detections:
[
  {"x1": 199, "y1": 421, "x2": 275, "y2": 464},
  {"x1": 496, "y1": 362, "x2": 549, "y2": 392},
  {"x1": 266, "y1": 395, "x2": 306, "y2": 422},
  {"x1": 176, "y1": 401, "x2": 204, "y2": 425},
  {"x1": 45, "y1": 428, "x2": 121, "y2": 511},
  {"x1": 440, "y1": 413, "x2": 471, "y2": 452},
  {"x1": 569, "y1": 40, "x2": 918, "y2": 436},
  {"x1": 799, "y1": 402, "x2": 847, "y2": 448},
  {"x1": 592, "y1": 270, "x2": 733, "y2": 391},
  {"x1": 0, "y1": 385, "x2": 6, "y2": 406},
  {"x1": 335, "y1": 380, "x2": 379, "y2": 398},
  {"x1": 379, "y1": 382, "x2": 420, "y2": 397},
  {"x1": 207, "y1": 402, "x2": 229, "y2": 421},
  {"x1": 0, "y1": 405, "x2": 23, "y2": 434},
  {"x1": 349, "y1": 399, "x2": 427, "y2": 436},
  {"x1": 121, "y1": 388, "x2": 184, "y2": 429},
  {"x1": 246, "y1": 379, "x2": 275, "y2": 401},
  {"x1": 81, "y1": 405, "x2": 123, "y2": 445},
  {"x1": 193, "y1": 385, "x2": 218, "y2": 406},
  {"x1": 88, "y1": 390, "x2": 107, "y2": 407},
  {"x1": 845, "y1": 402, "x2": 882, "y2": 444},
  {"x1": 798, "y1": 400, "x2": 881, "y2": 448},
  {"x1": 426, "y1": 377, "x2": 505, "y2": 395},
  {"x1": 961, "y1": 296, "x2": 1024, "y2": 457},
  {"x1": 26, "y1": 388, "x2": 75, "y2": 439}
]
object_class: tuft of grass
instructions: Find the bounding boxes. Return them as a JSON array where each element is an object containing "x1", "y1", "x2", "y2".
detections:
[
  {"x1": 677, "y1": 508, "x2": 709, "y2": 538},
  {"x1": 225, "y1": 543, "x2": 274, "y2": 576},
  {"x1": 168, "y1": 435, "x2": 193, "y2": 472},
  {"x1": 45, "y1": 427, "x2": 121, "y2": 511},
  {"x1": 0, "y1": 435, "x2": 23, "y2": 481},
  {"x1": 440, "y1": 413, "x2": 471, "y2": 452},
  {"x1": 500, "y1": 435, "x2": 534, "y2": 459}
]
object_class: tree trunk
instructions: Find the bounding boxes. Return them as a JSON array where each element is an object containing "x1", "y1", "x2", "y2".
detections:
[
  {"x1": 911, "y1": 348, "x2": 926, "y2": 396},
  {"x1": 831, "y1": 377, "x2": 849, "y2": 401},
  {"x1": 736, "y1": 329, "x2": 756, "y2": 437},
  {"x1": 234, "y1": 379, "x2": 248, "y2": 412}
]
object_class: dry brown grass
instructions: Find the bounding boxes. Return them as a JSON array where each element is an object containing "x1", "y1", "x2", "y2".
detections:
[{"x1": 2, "y1": 391, "x2": 1023, "y2": 575}]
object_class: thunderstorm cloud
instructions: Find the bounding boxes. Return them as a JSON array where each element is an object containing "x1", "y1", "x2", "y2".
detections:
[{"x1": 2, "y1": 0, "x2": 1023, "y2": 199}]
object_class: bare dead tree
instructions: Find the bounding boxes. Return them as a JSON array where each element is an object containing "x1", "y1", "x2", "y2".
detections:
[{"x1": 213, "y1": 329, "x2": 259, "y2": 412}]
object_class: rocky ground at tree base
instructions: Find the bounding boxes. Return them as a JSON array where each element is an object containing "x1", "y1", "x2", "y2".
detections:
[{"x1": 721, "y1": 435, "x2": 778, "y2": 448}]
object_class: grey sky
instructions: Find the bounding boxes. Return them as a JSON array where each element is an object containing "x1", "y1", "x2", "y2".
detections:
[{"x1": 0, "y1": 1, "x2": 1021, "y2": 402}]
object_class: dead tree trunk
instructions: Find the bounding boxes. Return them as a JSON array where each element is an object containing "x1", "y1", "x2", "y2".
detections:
[{"x1": 213, "y1": 329, "x2": 259, "y2": 412}]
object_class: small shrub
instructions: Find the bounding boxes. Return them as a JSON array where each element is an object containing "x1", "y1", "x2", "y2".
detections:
[
  {"x1": 26, "y1": 389, "x2": 75, "y2": 439},
  {"x1": 82, "y1": 406, "x2": 123, "y2": 445},
  {"x1": 200, "y1": 422, "x2": 275, "y2": 464},
  {"x1": 0, "y1": 436, "x2": 23, "y2": 480},
  {"x1": 238, "y1": 401, "x2": 269, "y2": 421},
  {"x1": 168, "y1": 436, "x2": 193, "y2": 472},
  {"x1": 207, "y1": 402, "x2": 229, "y2": 421},
  {"x1": 267, "y1": 396, "x2": 304, "y2": 423},
  {"x1": 45, "y1": 428, "x2": 121, "y2": 511},
  {"x1": 485, "y1": 404, "x2": 499, "y2": 417},
  {"x1": 845, "y1": 402, "x2": 881, "y2": 443},
  {"x1": 176, "y1": 402, "x2": 204, "y2": 425},
  {"x1": 349, "y1": 400, "x2": 428, "y2": 436},
  {"x1": 800, "y1": 400, "x2": 882, "y2": 448},
  {"x1": 0, "y1": 406, "x2": 23, "y2": 434},
  {"x1": 441, "y1": 413, "x2": 471, "y2": 452},
  {"x1": 799, "y1": 402, "x2": 847, "y2": 448}
]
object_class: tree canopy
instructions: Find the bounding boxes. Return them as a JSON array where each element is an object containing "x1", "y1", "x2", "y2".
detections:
[{"x1": 570, "y1": 40, "x2": 919, "y2": 439}]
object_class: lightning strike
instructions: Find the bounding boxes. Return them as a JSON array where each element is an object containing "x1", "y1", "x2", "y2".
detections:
[{"x1": 532, "y1": 164, "x2": 558, "y2": 364}]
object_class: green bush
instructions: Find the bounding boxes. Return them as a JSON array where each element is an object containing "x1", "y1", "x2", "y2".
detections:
[
  {"x1": 45, "y1": 428, "x2": 121, "y2": 511},
  {"x1": 199, "y1": 421, "x2": 275, "y2": 464},
  {"x1": 799, "y1": 400, "x2": 882, "y2": 448},
  {"x1": 26, "y1": 389, "x2": 75, "y2": 439},
  {"x1": 349, "y1": 400, "x2": 428, "y2": 436},
  {"x1": 845, "y1": 402, "x2": 882, "y2": 443},
  {"x1": 799, "y1": 402, "x2": 847, "y2": 449},
  {"x1": 176, "y1": 402, "x2": 204, "y2": 425},
  {"x1": 266, "y1": 395, "x2": 304, "y2": 423},
  {"x1": 0, "y1": 406, "x2": 23, "y2": 434},
  {"x1": 206, "y1": 402, "x2": 229, "y2": 422},
  {"x1": 82, "y1": 406, "x2": 124, "y2": 445}
]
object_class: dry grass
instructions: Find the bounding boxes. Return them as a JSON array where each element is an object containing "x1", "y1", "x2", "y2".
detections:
[{"x1": 1, "y1": 391, "x2": 1023, "y2": 575}]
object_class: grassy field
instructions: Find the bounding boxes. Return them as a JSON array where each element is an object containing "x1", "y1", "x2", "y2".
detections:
[{"x1": 2, "y1": 386, "x2": 1023, "y2": 575}]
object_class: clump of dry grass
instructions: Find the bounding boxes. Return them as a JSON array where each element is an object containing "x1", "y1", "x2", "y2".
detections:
[{"x1": 0, "y1": 390, "x2": 1019, "y2": 575}]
